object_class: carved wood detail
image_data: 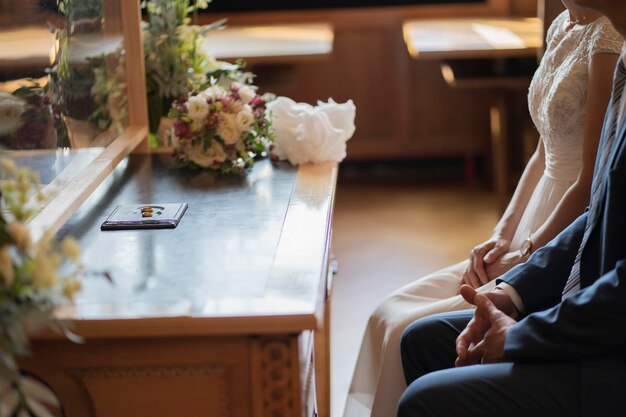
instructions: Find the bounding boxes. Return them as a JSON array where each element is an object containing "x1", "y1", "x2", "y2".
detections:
[
  {"x1": 71, "y1": 364, "x2": 226, "y2": 379},
  {"x1": 252, "y1": 337, "x2": 301, "y2": 417}
]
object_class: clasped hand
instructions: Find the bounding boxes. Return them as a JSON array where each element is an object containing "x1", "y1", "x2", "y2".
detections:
[
  {"x1": 461, "y1": 236, "x2": 524, "y2": 288},
  {"x1": 455, "y1": 285, "x2": 518, "y2": 366}
]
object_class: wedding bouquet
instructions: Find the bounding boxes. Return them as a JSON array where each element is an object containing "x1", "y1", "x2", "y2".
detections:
[
  {"x1": 0, "y1": 159, "x2": 91, "y2": 416},
  {"x1": 168, "y1": 80, "x2": 274, "y2": 174}
]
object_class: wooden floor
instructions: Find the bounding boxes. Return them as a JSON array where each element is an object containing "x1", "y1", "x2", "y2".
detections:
[{"x1": 330, "y1": 175, "x2": 499, "y2": 417}]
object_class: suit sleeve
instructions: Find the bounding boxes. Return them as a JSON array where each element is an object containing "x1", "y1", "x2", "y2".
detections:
[
  {"x1": 504, "y1": 259, "x2": 626, "y2": 361},
  {"x1": 497, "y1": 212, "x2": 587, "y2": 312}
]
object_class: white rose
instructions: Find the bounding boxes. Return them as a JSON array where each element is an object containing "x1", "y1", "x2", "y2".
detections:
[
  {"x1": 188, "y1": 141, "x2": 227, "y2": 168},
  {"x1": 201, "y1": 85, "x2": 226, "y2": 101},
  {"x1": 0, "y1": 92, "x2": 26, "y2": 136},
  {"x1": 186, "y1": 95, "x2": 210, "y2": 122},
  {"x1": 236, "y1": 105, "x2": 255, "y2": 131},
  {"x1": 217, "y1": 113, "x2": 241, "y2": 145},
  {"x1": 232, "y1": 82, "x2": 256, "y2": 104}
]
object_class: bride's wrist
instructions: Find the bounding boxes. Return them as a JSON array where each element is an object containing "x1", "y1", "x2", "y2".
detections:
[{"x1": 491, "y1": 231, "x2": 511, "y2": 242}]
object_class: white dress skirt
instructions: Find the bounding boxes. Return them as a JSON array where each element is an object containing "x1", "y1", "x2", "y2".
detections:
[{"x1": 344, "y1": 12, "x2": 624, "y2": 417}]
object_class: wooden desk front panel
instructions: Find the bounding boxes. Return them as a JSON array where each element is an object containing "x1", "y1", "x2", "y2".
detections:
[{"x1": 22, "y1": 333, "x2": 313, "y2": 417}]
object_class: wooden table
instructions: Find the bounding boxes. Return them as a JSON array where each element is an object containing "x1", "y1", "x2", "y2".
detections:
[
  {"x1": 403, "y1": 17, "x2": 542, "y2": 211},
  {"x1": 205, "y1": 23, "x2": 334, "y2": 64},
  {"x1": 20, "y1": 155, "x2": 337, "y2": 417},
  {"x1": 0, "y1": 23, "x2": 333, "y2": 81},
  {"x1": 402, "y1": 18, "x2": 542, "y2": 60}
]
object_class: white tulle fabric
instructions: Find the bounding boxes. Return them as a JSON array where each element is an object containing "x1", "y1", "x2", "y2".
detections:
[
  {"x1": 344, "y1": 12, "x2": 623, "y2": 417},
  {"x1": 267, "y1": 96, "x2": 356, "y2": 165}
]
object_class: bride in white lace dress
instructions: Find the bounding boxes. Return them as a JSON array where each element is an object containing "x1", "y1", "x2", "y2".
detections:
[{"x1": 344, "y1": 4, "x2": 624, "y2": 417}]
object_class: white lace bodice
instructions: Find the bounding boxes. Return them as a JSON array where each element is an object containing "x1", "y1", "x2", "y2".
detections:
[{"x1": 528, "y1": 11, "x2": 623, "y2": 181}]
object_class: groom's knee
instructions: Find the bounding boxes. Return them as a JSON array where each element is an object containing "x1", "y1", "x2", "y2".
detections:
[
  {"x1": 397, "y1": 374, "x2": 445, "y2": 417},
  {"x1": 400, "y1": 315, "x2": 447, "y2": 384}
]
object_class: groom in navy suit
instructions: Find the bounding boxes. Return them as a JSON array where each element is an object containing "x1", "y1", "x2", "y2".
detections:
[{"x1": 398, "y1": 1, "x2": 626, "y2": 416}]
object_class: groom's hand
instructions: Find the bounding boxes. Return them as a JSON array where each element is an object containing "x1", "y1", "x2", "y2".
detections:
[
  {"x1": 469, "y1": 293, "x2": 517, "y2": 364},
  {"x1": 455, "y1": 286, "x2": 518, "y2": 366}
]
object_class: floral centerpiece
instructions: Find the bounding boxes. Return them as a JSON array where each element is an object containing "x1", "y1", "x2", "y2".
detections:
[
  {"x1": 141, "y1": 0, "x2": 276, "y2": 172},
  {"x1": 168, "y1": 79, "x2": 274, "y2": 174},
  {"x1": 0, "y1": 159, "x2": 92, "y2": 416}
]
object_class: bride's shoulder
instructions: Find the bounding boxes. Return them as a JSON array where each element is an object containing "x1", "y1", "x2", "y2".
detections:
[
  {"x1": 545, "y1": 10, "x2": 569, "y2": 44},
  {"x1": 586, "y1": 16, "x2": 623, "y2": 57}
]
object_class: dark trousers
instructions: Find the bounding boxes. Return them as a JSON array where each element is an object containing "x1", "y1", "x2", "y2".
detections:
[{"x1": 398, "y1": 310, "x2": 580, "y2": 417}]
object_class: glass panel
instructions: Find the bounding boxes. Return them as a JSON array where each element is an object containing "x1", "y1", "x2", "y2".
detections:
[{"x1": 0, "y1": 0, "x2": 131, "y2": 216}]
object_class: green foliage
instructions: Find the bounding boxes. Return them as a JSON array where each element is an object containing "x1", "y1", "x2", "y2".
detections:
[
  {"x1": 142, "y1": 0, "x2": 231, "y2": 136},
  {"x1": 88, "y1": 53, "x2": 128, "y2": 132},
  {"x1": 57, "y1": 0, "x2": 102, "y2": 22}
]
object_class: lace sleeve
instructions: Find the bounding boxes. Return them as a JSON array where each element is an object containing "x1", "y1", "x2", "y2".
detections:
[{"x1": 588, "y1": 17, "x2": 624, "y2": 59}]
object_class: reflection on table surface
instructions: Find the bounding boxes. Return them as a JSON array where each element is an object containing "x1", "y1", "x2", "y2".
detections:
[
  {"x1": 2, "y1": 147, "x2": 103, "y2": 184},
  {"x1": 1, "y1": 148, "x2": 105, "y2": 220},
  {"x1": 403, "y1": 18, "x2": 542, "y2": 60}
]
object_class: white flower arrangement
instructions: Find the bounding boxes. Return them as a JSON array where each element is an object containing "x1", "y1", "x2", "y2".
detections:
[{"x1": 168, "y1": 80, "x2": 274, "y2": 174}]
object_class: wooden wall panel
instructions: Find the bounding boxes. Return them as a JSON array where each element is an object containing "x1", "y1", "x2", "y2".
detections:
[
  {"x1": 511, "y1": 0, "x2": 537, "y2": 16},
  {"x1": 202, "y1": 3, "x2": 518, "y2": 161},
  {"x1": 407, "y1": 60, "x2": 494, "y2": 156}
]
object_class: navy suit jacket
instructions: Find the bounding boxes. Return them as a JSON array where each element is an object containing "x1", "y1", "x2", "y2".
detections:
[{"x1": 497, "y1": 76, "x2": 626, "y2": 414}]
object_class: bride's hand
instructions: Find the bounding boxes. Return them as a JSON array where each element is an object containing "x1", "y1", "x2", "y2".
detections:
[
  {"x1": 460, "y1": 236, "x2": 511, "y2": 288},
  {"x1": 484, "y1": 251, "x2": 525, "y2": 281}
]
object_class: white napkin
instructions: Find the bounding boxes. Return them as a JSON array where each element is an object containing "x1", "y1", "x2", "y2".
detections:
[{"x1": 267, "y1": 96, "x2": 356, "y2": 165}]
